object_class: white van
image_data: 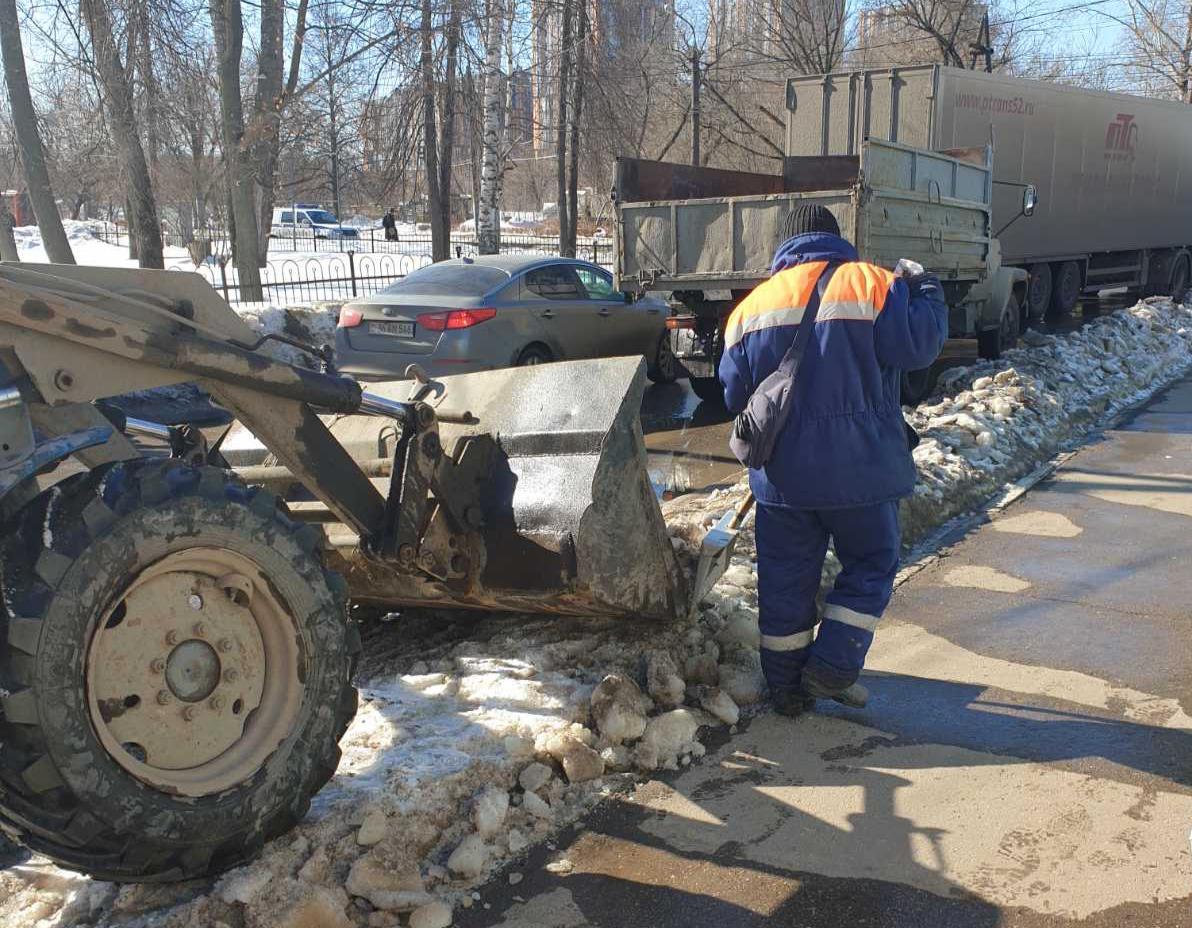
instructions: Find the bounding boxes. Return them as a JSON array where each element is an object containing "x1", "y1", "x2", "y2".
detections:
[{"x1": 271, "y1": 205, "x2": 359, "y2": 240}]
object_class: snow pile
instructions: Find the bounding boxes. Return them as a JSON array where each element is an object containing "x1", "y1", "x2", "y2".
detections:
[
  {"x1": 901, "y1": 297, "x2": 1192, "y2": 543},
  {"x1": 5, "y1": 297, "x2": 1192, "y2": 927},
  {"x1": 233, "y1": 301, "x2": 341, "y2": 366}
]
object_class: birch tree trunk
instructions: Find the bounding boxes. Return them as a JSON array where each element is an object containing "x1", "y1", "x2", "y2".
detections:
[
  {"x1": 81, "y1": 0, "x2": 164, "y2": 268},
  {"x1": 556, "y1": 0, "x2": 574, "y2": 257},
  {"x1": 477, "y1": 0, "x2": 504, "y2": 255},
  {"x1": 0, "y1": 0, "x2": 74, "y2": 263}
]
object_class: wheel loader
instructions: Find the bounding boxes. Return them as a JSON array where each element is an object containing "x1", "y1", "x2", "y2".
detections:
[{"x1": 0, "y1": 262, "x2": 734, "y2": 882}]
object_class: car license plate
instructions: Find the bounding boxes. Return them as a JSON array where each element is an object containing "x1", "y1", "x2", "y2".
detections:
[{"x1": 369, "y1": 321, "x2": 415, "y2": 338}]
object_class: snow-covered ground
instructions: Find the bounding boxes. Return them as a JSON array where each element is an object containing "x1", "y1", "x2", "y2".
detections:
[{"x1": 4, "y1": 227, "x2": 1192, "y2": 926}]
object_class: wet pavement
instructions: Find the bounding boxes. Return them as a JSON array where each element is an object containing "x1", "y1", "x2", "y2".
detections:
[{"x1": 461, "y1": 368, "x2": 1192, "y2": 926}]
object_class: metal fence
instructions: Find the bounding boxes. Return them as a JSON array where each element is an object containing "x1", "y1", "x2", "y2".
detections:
[
  {"x1": 92, "y1": 225, "x2": 614, "y2": 266},
  {"x1": 190, "y1": 252, "x2": 432, "y2": 305}
]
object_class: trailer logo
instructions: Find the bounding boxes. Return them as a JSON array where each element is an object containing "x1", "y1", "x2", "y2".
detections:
[{"x1": 1105, "y1": 113, "x2": 1138, "y2": 161}]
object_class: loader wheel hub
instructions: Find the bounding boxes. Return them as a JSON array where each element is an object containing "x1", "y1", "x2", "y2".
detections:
[
  {"x1": 86, "y1": 547, "x2": 304, "y2": 797},
  {"x1": 165, "y1": 640, "x2": 220, "y2": 702}
]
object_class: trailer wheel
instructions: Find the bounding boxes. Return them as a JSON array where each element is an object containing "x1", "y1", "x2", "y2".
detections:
[
  {"x1": 1025, "y1": 264, "x2": 1052, "y2": 319},
  {"x1": 977, "y1": 295, "x2": 1021, "y2": 361},
  {"x1": 0, "y1": 460, "x2": 358, "y2": 882},
  {"x1": 1049, "y1": 261, "x2": 1081, "y2": 317}
]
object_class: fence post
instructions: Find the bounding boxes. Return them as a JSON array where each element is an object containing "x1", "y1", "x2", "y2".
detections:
[
  {"x1": 349, "y1": 251, "x2": 357, "y2": 297},
  {"x1": 218, "y1": 258, "x2": 231, "y2": 303}
]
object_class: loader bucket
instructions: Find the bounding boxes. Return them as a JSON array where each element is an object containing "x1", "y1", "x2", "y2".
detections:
[{"x1": 324, "y1": 357, "x2": 692, "y2": 620}]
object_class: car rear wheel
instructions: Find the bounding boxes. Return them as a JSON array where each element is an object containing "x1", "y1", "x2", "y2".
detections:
[
  {"x1": 516, "y1": 344, "x2": 553, "y2": 366},
  {"x1": 647, "y1": 333, "x2": 678, "y2": 384}
]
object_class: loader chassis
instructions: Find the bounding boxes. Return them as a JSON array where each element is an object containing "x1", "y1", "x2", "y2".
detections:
[{"x1": 0, "y1": 262, "x2": 693, "y2": 881}]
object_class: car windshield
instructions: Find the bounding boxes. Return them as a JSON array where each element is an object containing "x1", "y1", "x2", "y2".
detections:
[
  {"x1": 382, "y1": 262, "x2": 508, "y2": 297},
  {"x1": 303, "y1": 210, "x2": 339, "y2": 224}
]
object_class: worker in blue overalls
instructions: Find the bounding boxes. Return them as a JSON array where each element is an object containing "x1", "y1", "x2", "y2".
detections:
[{"x1": 719, "y1": 204, "x2": 948, "y2": 713}]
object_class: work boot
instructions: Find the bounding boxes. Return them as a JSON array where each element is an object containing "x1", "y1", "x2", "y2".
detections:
[
  {"x1": 771, "y1": 687, "x2": 816, "y2": 718},
  {"x1": 801, "y1": 677, "x2": 869, "y2": 709}
]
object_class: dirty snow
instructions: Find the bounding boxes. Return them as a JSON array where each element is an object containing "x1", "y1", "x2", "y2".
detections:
[{"x1": 4, "y1": 297, "x2": 1192, "y2": 927}]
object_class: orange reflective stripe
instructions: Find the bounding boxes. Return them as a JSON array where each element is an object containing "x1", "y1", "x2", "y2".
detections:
[
  {"x1": 724, "y1": 260, "x2": 896, "y2": 348},
  {"x1": 724, "y1": 262, "x2": 827, "y2": 348},
  {"x1": 823, "y1": 263, "x2": 897, "y2": 313}
]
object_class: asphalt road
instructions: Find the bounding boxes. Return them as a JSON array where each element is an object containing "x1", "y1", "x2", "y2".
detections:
[{"x1": 461, "y1": 369, "x2": 1192, "y2": 926}]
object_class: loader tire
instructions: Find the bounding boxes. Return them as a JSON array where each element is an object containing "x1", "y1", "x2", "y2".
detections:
[{"x1": 0, "y1": 460, "x2": 358, "y2": 882}]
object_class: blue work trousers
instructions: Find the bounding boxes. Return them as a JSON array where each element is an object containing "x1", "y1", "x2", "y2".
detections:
[{"x1": 755, "y1": 500, "x2": 900, "y2": 695}]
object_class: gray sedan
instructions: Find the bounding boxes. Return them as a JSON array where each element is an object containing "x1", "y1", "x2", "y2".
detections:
[{"x1": 334, "y1": 255, "x2": 677, "y2": 382}]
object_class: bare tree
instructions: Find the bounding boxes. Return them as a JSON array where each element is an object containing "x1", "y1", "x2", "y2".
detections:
[
  {"x1": 564, "y1": 0, "x2": 586, "y2": 255},
  {"x1": 0, "y1": 0, "x2": 74, "y2": 262},
  {"x1": 80, "y1": 0, "x2": 164, "y2": 268},
  {"x1": 209, "y1": 0, "x2": 264, "y2": 298},
  {"x1": 555, "y1": 0, "x2": 573, "y2": 255},
  {"x1": 1113, "y1": 0, "x2": 1192, "y2": 100}
]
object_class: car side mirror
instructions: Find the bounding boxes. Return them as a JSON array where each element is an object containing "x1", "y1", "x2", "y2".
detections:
[{"x1": 1023, "y1": 184, "x2": 1038, "y2": 217}]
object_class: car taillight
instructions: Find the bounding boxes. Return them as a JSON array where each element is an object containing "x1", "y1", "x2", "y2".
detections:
[
  {"x1": 666, "y1": 315, "x2": 697, "y2": 330},
  {"x1": 338, "y1": 306, "x2": 364, "y2": 328},
  {"x1": 416, "y1": 308, "x2": 497, "y2": 331}
]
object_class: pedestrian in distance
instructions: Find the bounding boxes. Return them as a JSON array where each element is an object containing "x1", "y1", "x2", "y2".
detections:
[
  {"x1": 382, "y1": 208, "x2": 398, "y2": 242},
  {"x1": 718, "y1": 203, "x2": 948, "y2": 715}
]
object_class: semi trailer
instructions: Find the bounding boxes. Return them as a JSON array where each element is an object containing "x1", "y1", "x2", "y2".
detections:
[{"x1": 786, "y1": 66, "x2": 1192, "y2": 318}]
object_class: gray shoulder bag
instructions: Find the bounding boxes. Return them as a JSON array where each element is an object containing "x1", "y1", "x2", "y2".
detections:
[{"x1": 728, "y1": 263, "x2": 839, "y2": 470}]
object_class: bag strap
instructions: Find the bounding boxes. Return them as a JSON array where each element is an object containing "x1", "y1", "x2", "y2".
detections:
[{"x1": 776, "y1": 261, "x2": 842, "y2": 379}]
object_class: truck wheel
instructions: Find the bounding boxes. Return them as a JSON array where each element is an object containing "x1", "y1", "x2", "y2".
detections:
[
  {"x1": 0, "y1": 460, "x2": 358, "y2": 882},
  {"x1": 977, "y1": 295, "x2": 1021, "y2": 361},
  {"x1": 1049, "y1": 261, "x2": 1081, "y2": 317},
  {"x1": 1169, "y1": 253, "x2": 1190, "y2": 301},
  {"x1": 900, "y1": 367, "x2": 936, "y2": 406},
  {"x1": 1025, "y1": 264, "x2": 1052, "y2": 319},
  {"x1": 647, "y1": 332, "x2": 679, "y2": 384}
]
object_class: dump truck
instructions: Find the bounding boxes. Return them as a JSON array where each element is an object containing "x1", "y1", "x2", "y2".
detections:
[
  {"x1": 786, "y1": 66, "x2": 1192, "y2": 320},
  {"x1": 0, "y1": 262, "x2": 717, "y2": 881},
  {"x1": 615, "y1": 138, "x2": 1034, "y2": 401}
]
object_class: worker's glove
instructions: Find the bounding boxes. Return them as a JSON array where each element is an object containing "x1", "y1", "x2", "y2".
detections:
[
  {"x1": 903, "y1": 271, "x2": 943, "y2": 301},
  {"x1": 894, "y1": 258, "x2": 925, "y2": 278}
]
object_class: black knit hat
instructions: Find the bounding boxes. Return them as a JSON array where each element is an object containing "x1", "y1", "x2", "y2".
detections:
[{"x1": 782, "y1": 203, "x2": 840, "y2": 240}]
